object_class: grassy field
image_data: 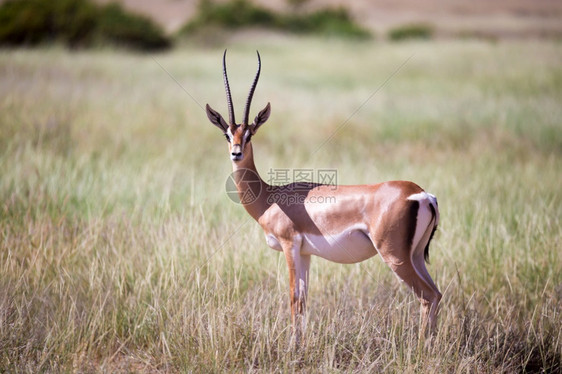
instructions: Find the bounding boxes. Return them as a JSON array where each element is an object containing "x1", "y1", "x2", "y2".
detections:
[{"x1": 0, "y1": 37, "x2": 561, "y2": 372}]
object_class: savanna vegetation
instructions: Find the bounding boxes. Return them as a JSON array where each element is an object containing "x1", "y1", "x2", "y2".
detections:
[
  {"x1": 179, "y1": 0, "x2": 371, "y2": 39},
  {"x1": 0, "y1": 36, "x2": 561, "y2": 372},
  {"x1": 388, "y1": 23, "x2": 434, "y2": 41},
  {"x1": 0, "y1": 0, "x2": 170, "y2": 50},
  {"x1": 0, "y1": 0, "x2": 371, "y2": 51}
]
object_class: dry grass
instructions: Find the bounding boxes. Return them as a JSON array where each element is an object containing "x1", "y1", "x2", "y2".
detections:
[{"x1": 0, "y1": 38, "x2": 561, "y2": 372}]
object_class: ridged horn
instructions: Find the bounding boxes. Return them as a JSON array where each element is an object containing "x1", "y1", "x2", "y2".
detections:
[
  {"x1": 222, "y1": 50, "x2": 235, "y2": 125},
  {"x1": 243, "y1": 51, "x2": 261, "y2": 126}
]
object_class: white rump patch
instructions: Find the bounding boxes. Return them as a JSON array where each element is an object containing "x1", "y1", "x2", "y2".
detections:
[
  {"x1": 407, "y1": 191, "x2": 439, "y2": 252},
  {"x1": 407, "y1": 192, "x2": 428, "y2": 202}
]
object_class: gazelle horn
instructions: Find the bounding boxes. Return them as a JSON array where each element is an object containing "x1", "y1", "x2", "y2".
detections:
[
  {"x1": 222, "y1": 50, "x2": 236, "y2": 125},
  {"x1": 243, "y1": 51, "x2": 261, "y2": 126}
]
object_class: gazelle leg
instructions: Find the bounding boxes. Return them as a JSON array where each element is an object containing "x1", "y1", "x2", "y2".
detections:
[
  {"x1": 281, "y1": 237, "x2": 310, "y2": 343},
  {"x1": 371, "y1": 199, "x2": 442, "y2": 333},
  {"x1": 411, "y1": 223, "x2": 442, "y2": 332},
  {"x1": 375, "y1": 244, "x2": 441, "y2": 333},
  {"x1": 411, "y1": 260, "x2": 441, "y2": 332},
  {"x1": 411, "y1": 257, "x2": 441, "y2": 332}
]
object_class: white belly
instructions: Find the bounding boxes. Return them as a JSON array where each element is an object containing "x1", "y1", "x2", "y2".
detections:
[{"x1": 301, "y1": 227, "x2": 377, "y2": 264}]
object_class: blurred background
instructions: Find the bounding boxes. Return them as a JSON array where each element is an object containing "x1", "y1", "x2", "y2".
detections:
[
  {"x1": 106, "y1": 0, "x2": 562, "y2": 39},
  {"x1": 2, "y1": 0, "x2": 562, "y2": 49},
  {"x1": 0, "y1": 0, "x2": 561, "y2": 372}
]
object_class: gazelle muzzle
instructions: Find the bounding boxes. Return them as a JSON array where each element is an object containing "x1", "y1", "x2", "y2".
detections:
[{"x1": 230, "y1": 144, "x2": 243, "y2": 161}]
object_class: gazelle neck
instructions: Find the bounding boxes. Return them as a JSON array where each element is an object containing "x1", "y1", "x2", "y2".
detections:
[{"x1": 231, "y1": 142, "x2": 271, "y2": 221}]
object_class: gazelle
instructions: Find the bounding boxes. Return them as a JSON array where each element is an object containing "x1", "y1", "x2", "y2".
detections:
[{"x1": 206, "y1": 51, "x2": 442, "y2": 337}]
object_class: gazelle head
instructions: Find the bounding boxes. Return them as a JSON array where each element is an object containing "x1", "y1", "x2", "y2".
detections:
[{"x1": 206, "y1": 50, "x2": 271, "y2": 162}]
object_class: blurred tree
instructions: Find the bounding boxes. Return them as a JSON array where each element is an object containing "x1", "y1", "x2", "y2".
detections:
[{"x1": 0, "y1": 0, "x2": 171, "y2": 50}]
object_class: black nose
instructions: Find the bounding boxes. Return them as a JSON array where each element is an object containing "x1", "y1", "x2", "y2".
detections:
[{"x1": 231, "y1": 151, "x2": 242, "y2": 158}]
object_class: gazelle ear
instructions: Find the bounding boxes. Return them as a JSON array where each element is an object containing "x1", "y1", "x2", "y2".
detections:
[
  {"x1": 206, "y1": 104, "x2": 228, "y2": 132},
  {"x1": 251, "y1": 102, "x2": 271, "y2": 134}
]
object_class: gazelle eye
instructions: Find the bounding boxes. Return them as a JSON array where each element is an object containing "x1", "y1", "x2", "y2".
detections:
[
  {"x1": 244, "y1": 130, "x2": 252, "y2": 143},
  {"x1": 224, "y1": 134, "x2": 231, "y2": 142}
]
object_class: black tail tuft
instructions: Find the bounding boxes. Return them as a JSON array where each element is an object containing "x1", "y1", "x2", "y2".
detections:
[{"x1": 424, "y1": 202, "x2": 438, "y2": 264}]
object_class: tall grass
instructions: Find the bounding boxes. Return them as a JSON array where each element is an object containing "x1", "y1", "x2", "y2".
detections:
[{"x1": 0, "y1": 38, "x2": 561, "y2": 372}]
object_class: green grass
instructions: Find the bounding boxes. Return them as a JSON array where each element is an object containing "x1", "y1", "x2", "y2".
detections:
[{"x1": 1, "y1": 38, "x2": 561, "y2": 372}]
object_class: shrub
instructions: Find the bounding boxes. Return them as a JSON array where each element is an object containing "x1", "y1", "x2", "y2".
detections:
[
  {"x1": 388, "y1": 23, "x2": 433, "y2": 41},
  {"x1": 182, "y1": 0, "x2": 276, "y2": 33},
  {"x1": 95, "y1": 3, "x2": 171, "y2": 50},
  {"x1": 0, "y1": 0, "x2": 97, "y2": 47},
  {"x1": 281, "y1": 7, "x2": 370, "y2": 38},
  {"x1": 53, "y1": 0, "x2": 99, "y2": 47},
  {"x1": 180, "y1": 0, "x2": 371, "y2": 39},
  {"x1": 0, "y1": 0, "x2": 171, "y2": 51}
]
